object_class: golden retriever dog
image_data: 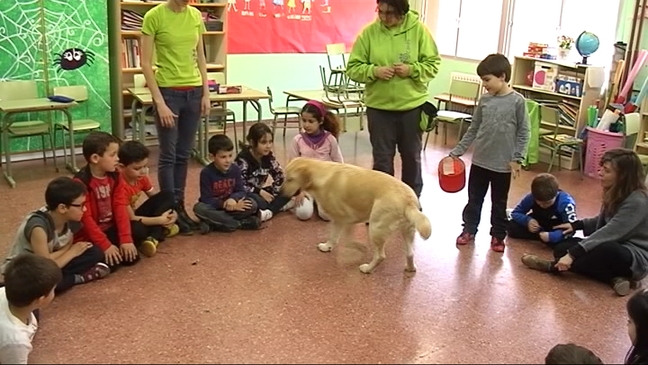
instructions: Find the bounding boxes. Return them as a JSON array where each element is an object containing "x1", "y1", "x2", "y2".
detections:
[{"x1": 280, "y1": 157, "x2": 432, "y2": 274}]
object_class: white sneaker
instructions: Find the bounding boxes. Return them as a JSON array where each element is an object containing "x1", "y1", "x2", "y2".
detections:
[
  {"x1": 259, "y1": 209, "x2": 273, "y2": 222},
  {"x1": 506, "y1": 208, "x2": 513, "y2": 220}
]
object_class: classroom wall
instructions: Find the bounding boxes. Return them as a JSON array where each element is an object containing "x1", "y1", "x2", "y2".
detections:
[{"x1": 0, "y1": 0, "x2": 110, "y2": 153}]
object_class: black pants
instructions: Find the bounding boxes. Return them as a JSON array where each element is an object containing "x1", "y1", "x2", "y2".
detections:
[
  {"x1": 553, "y1": 238, "x2": 634, "y2": 283},
  {"x1": 506, "y1": 217, "x2": 563, "y2": 247},
  {"x1": 130, "y1": 190, "x2": 176, "y2": 243},
  {"x1": 104, "y1": 225, "x2": 142, "y2": 269},
  {"x1": 462, "y1": 164, "x2": 511, "y2": 240},
  {"x1": 249, "y1": 190, "x2": 291, "y2": 214},
  {"x1": 367, "y1": 106, "x2": 423, "y2": 197},
  {"x1": 56, "y1": 244, "x2": 104, "y2": 294}
]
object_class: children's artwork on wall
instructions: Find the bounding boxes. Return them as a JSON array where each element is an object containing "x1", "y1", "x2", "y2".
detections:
[
  {"x1": 53, "y1": 48, "x2": 96, "y2": 71},
  {"x1": 228, "y1": 0, "x2": 375, "y2": 54},
  {"x1": 0, "y1": 0, "x2": 110, "y2": 154}
]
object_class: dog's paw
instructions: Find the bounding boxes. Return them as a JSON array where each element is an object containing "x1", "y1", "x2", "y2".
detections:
[
  {"x1": 317, "y1": 242, "x2": 333, "y2": 252},
  {"x1": 404, "y1": 264, "x2": 417, "y2": 273},
  {"x1": 359, "y1": 264, "x2": 373, "y2": 274}
]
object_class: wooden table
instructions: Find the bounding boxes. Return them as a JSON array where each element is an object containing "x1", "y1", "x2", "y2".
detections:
[
  {"x1": 283, "y1": 89, "x2": 365, "y2": 133},
  {"x1": 0, "y1": 98, "x2": 77, "y2": 187},
  {"x1": 127, "y1": 87, "x2": 270, "y2": 165}
]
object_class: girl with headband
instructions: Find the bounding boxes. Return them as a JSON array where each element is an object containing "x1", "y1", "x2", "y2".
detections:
[{"x1": 287, "y1": 100, "x2": 343, "y2": 221}]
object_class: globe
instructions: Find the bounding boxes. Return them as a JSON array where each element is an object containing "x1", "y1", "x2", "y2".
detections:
[{"x1": 575, "y1": 31, "x2": 600, "y2": 65}]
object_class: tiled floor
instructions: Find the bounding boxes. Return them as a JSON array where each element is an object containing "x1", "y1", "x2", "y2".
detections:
[{"x1": 0, "y1": 126, "x2": 631, "y2": 364}]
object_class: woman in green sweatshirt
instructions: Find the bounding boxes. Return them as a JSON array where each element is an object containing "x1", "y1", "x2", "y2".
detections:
[
  {"x1": 346, "y1": 0, "x2": 440, "y2": 198},
  {"x1": 521, "y1": 148, "x2": 648, "y2": 297}
]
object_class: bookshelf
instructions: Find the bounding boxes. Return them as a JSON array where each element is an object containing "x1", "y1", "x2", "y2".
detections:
[
  {"x1": 108, "y1": 0, "x2": 228, "y2": 142},
  {"x1": 511, "y1": 56, "x2": 604, "y2": 170}
]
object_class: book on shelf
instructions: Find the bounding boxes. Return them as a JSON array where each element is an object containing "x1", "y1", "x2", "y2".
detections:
[
  {"x1": 121, "y1": 9, "x2": 143, "y2": 31},
  {"x1": 122, "y1": 38, "x2": 141, "y2": 68}
]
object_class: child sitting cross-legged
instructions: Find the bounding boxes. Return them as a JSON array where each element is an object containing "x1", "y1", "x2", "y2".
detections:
[
  {"x1": 0, "y1": 253, "x2": 61, "y2": 364},
  {"x1": 288, "y1": 100, "x2": 344, "y2": 221},
  {"x1": 1, "y1": 177, "x2": 109, "y2": 294},
  {"x1": 74, "y1": 131, "x2": 138, "y2": 269},
  {"x1": 118, "y1": 141, "x2": 179, "y2": 257},
  {"x1": 193, "y1": 134, "x2": 262, "y2": 233},
  {"x1": 236, "y1": 122, "x2": 291, "y2": 222},
  {"x1": 507, "y1": 173, "x2": 577, "y2": 246}
]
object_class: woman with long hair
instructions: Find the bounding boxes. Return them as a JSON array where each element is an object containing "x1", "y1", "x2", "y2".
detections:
[{"x1": 521, "y1": 148, "x2": 648, "y2": 296}]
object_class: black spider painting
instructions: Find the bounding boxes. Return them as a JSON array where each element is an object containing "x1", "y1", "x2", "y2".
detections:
[{"x1": 52, "y1": 48, "x2": 95, "y2": 71}]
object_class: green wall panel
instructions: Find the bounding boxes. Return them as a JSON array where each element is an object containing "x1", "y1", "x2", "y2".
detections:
[{"x1": 0, "y1": 0, "x2": 111, "y2": 154}]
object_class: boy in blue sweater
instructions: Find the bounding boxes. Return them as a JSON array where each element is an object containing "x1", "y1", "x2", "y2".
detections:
[
  {"x1": 193, "y1": 135, "x2": 261, "y2": 233},
  {"x1": 507, "y1": 173, "x2": 577, "y2": 246}
]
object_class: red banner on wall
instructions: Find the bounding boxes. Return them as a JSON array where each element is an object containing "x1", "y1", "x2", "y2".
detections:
[{"x1": 227, "y1": 0, "x2": 376, "y2": 54}]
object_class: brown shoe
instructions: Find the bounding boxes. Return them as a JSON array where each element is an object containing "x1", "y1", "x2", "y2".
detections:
[
  {"x1": 521, "y1": 254, "x2": 553, "y2": 272},
  {"x1": 612, "y1": 277, "x2": 631, "y2": 296}
]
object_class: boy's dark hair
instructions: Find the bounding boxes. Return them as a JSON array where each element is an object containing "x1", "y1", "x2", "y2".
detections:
[
  {"x1": 118, "y1": 140, "x2": 150, "y2": 167},
  {"x1": 376, "y1": 0, "x2": 409, "y2": 17},
  {"x1": 45, "y1": 176, "x2": 87, "y2": 211},
  {"x1": 531, "y1": 173, "x2": 560, "y2": 202},
  {"x1": 208, "y1": 134, "x2": 234, "y2": 155},
  {"x1": 4, "y1": 253, "x2": 61, "y2": 307},
  {"x1": 82, "y1": 131, "x2": 120, "y2": 162},
  {"x1": 477, "y1": 53, "x2": 512, "y2": 82},
  {"x1": 545, "y1": 343, "x2": 603, "y2": 364}
]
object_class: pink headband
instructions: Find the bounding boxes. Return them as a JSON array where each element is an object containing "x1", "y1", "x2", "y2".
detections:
[{"x1": 305, "y1": 100, "x2": 327, "y2": 117}]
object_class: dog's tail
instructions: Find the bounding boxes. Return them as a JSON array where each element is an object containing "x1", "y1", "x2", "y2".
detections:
[{"x1": 405, "y1": 206, "x2": 432, "y2": 239}]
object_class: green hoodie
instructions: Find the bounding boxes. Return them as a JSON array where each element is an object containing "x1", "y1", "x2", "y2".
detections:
[{"x1": 346, "y1": 11, "x2": 440, "y2": 111}]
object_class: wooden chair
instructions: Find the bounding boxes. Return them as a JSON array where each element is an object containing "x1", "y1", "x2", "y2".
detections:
[
  {"x1": 0, "y1": 80, "x2": 57, "y2": 170},
  {"x1": 51, "y1": 85, "x2": 101, "y2": 167},
  {"x1": 538, "y1": 105, "x2": 584, "y2": 174},
  {"x1": 267, "y1": 86, "x2": 301, "y2": 137}
]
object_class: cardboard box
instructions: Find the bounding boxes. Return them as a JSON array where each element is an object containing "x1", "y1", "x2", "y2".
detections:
[
  {"x1": 555, "y1": 77, "x2": 583, "y2": 97},
  {"x1": 533, "y1": 61, "x2": 558, "y2": 92}
]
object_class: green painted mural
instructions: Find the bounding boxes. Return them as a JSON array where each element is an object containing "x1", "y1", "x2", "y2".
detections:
[{"x1": 0, "y1": 0, "x2": 110, "y2": 153}]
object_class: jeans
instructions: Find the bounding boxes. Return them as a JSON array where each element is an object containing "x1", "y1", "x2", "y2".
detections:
[
  {"x1": 55, "y1": 245, "x2": 104, "y2": 294},
  {"x1": 193, "y1": 201, "x2": 258, "y2": 232},
  {"x1": 130, "y1": 190, "x2": 177, "y2": 243},
  {"x1": 366, "y1": 106, "x2": 423, "y2": 197},
  {"x1": 248, "y1": 191, "x2": 291, "y2": 214},
  {"x1": 461, "y1": 164, "x2": 511, "y2": 240},
  {"x1": 155, "y1": 87, "x2": 203, "y2": 203}
]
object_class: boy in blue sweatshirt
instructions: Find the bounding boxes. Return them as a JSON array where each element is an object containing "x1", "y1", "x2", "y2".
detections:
[
  {"x1": 193, "y1": 135, "x2": 261, "y2": 233},
  {"x1": 507, "y1": 173, "x2": 577, "y2": 246}
]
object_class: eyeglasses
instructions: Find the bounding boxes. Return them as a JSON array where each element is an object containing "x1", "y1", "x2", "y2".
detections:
[{"x1": 69, "y1": 202, "x2": 85, "y2": 208}]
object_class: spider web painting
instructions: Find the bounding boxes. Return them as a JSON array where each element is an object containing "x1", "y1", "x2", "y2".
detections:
[{"x1": 0, "y1": 0, "x2": 110, "y2": 153}]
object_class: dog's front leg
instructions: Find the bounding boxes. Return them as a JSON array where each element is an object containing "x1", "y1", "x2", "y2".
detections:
[{"x1": 317, "y1": 222, "x2": 349, "y2": 252}]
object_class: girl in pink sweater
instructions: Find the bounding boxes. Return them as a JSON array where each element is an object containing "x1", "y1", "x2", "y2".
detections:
[{"x1": 288, "y1": 100, "x2": 344, "y2": 221}]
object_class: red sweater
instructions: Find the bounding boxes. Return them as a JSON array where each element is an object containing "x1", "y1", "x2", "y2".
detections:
[{"x1": 73, "y1": 167, "x2": 133, "y2": 251}]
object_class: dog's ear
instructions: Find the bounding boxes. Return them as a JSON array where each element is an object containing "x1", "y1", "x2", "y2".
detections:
[{"x1": 292, "y1": 160, "x2": 313, "y2": 189}]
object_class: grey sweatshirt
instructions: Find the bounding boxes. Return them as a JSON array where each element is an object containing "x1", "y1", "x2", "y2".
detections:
[
  {"x1": 570, "y1": 190, "x2": 648, "y2": 281},
  {"x1": 450, "y1": 91, "x2": 530, "y2": 173}
]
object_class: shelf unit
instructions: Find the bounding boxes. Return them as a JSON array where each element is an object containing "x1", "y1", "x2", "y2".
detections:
[
  {"x1": 511, "y1": 56, "x2": 604, "y2": 170},
  {"x1": 108, "y1": 0, "x2": 228, "y2": 142}
]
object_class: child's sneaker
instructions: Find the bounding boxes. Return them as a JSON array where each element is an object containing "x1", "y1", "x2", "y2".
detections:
[
  {"x1": 164, "y1": 224, "x2": 180, "y2": 238},
  {"x1": 79, "y1": 263, "x2": 111, "y2": 283},
  {"x1": 239, "y1": 216, "x2": 261, "y2": 230},
  {"x1": 140, "y1": 237, "x2": 159, "y2": 257},
  {"x1": 456, "y1": 232, "x2": 475, "y2": 245},
  {"x1": 490, "y1": 236, "x2": 505, "y2": 252},
  {"x1": 259, "y1": 209, "x2": 273, "y2": 222}
]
